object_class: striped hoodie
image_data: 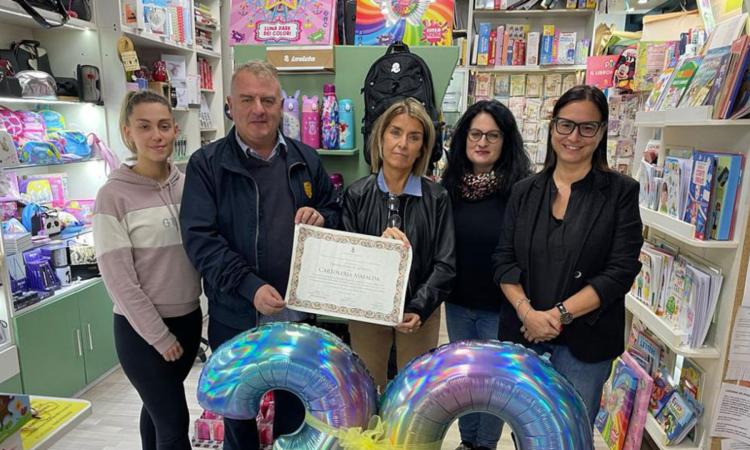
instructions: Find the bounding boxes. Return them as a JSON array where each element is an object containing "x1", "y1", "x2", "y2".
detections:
[{"x1": 93, "y1": 164, "x2": 201, "y2": 354}]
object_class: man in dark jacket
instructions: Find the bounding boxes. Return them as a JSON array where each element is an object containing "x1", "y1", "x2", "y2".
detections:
[{"x1": 180, "y1": 60, "x2": 340, "y2": 450}]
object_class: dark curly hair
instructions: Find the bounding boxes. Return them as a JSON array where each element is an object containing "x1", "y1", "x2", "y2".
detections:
[{"x1": 442, "y1": 100, "x2": 532, "y2": 200}]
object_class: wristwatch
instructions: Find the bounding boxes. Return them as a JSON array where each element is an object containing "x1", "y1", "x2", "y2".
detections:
[{"x1": 555, "y1": 302, "x2": 573, "y2": 325}]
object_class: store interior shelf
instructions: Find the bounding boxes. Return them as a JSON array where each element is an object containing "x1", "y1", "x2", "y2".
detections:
[
  {"x1": 0, "y1": 96, "x2": 100, "y2": 107},
  {"x1": 200, "y1": 88, "x2": 215, "y2": 93},
  {"x1": 639, "y1": 206, "x2": 739, "y2": 249},
  {"x1": 195, "y1": 23, "x2": 219, "y2": 32},
  {"x1": 3, "y1": 158, "x2": 103, "y2": 171},
  {"x1": 121, "y1": 27, "x2": 194, "y2": 52},
  {"x1": 200, "y1": 128, "x2": 217, "y2": 133},
  {"x1": 196, "y1": 46, "x2": 221, "y2": 58},
  {"x1": 473, "y1": 8, "x2": 595, "y2": 17},
  {"x1": 0, "y1": 0, "x2": 96, "y2": 30},
  {"x1": 635, "y1": 108, "x2": 750, "y2": 127},
  {"x1": 625, "y1": 294, "x2": 721, "y2": 359},
  {"x1": 470, "y1": 64, "x2": 587, "y2": 72},
  {"x1": 13, "y1": 277, "x2": 101, "y2": 318},
  {"x1": 317, "y1": 149, "x2": 358, "y2": 156},
  {"x1": 644, "y1": 414, "x2": 701, "y2": 450}
]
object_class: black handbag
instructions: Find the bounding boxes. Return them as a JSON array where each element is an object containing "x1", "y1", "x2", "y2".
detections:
[
  {"x1": 11, "y1": 40, "x2": 52, "y2": 75},
  {"x1": 11, "y1": 0, "x2": 69, "y2": 28}
]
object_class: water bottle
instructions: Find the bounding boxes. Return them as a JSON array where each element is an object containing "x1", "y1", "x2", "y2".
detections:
[
  {"x1": 301, "y1": 95, "x2": 320, "y2": 149},
  {"x1": 320, "y1": 83, "x2": 339, "y2": 149},
  {"x1": 338, "y1": 98, "x2": 354, "y2": 150}
]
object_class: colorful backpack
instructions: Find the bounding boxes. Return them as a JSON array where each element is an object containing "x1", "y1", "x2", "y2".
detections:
[
  {"x1": 0, "y1": 107, "x2": 61, "y2": 164},
  {"x1": 39, "y1": 109, "x2": 91, "y2": 159}
]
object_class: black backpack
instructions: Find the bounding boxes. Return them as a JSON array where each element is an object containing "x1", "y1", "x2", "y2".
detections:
[{"x1": 361, "y1": 41, "x2": 443, "y2": 169}]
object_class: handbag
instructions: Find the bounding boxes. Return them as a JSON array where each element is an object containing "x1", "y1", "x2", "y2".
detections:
[
  {"x1": 65, "y1": 0, "x2": 91, "y2": 21},
  {"x1": 10, "y1": 0, "x2": 69, "y2": 28},
  {"x1": 11, "y1": 40, "x2": 52, "y2": 74}
]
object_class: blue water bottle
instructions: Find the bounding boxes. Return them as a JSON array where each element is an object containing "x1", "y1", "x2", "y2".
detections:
[{"x1": 338, "y1": 99, "x2": 354, "y2": 150}]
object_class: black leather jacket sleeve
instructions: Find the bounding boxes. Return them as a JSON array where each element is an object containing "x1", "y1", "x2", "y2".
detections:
[{"x1": 342, "y1": 175, "x2": 456, "y2": 322}]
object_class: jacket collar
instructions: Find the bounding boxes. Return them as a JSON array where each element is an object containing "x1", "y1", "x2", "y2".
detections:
[{"x1": 219, "y1": 126, "x2": 307, "y2": 177}]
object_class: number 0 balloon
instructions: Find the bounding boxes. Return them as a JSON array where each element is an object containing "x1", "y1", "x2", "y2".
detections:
[{"x1": 197, "y1": 322, "x2": 378, "y2": 449}]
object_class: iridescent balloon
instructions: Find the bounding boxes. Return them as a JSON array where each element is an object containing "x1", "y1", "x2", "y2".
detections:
[
  {"x1": 379, "y1": 340, "x2": 594, "y2": 450},
  {"x1": 197, "y1": 322, "x2": 378, "y2": 449}
]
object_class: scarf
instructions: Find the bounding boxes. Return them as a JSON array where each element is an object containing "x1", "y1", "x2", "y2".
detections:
[{"x1": 459, "y1": 171, "x2": 500, "y2": 201}]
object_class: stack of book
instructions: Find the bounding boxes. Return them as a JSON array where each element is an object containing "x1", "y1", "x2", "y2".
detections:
[
  {"x1": 471, "y1": 23, "x2": 590, "y2": 67},
  {"x1": 630, "y1": 240, "x2": 723, "y2": 349}
]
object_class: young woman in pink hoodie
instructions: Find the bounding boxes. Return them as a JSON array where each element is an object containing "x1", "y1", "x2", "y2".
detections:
[{"x1": 93, "y1": 90, "x2": 202, "y2": 450}]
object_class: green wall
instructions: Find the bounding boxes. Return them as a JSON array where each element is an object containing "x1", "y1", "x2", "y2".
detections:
[
  {"x1": 0, "y1": 374, "x2": 23, "y2": 394},
  {"x1": 233, "y1": 45, "x2": 459, "y2": 185}
]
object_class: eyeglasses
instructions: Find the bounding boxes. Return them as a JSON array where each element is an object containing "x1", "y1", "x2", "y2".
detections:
[
  {"x1": 387, "y1": 194, "x2": 402, "y2": 229},
  {"x1": 552, "y1": 118, "x2": 606, "y2": 138},
  {"x1": 467, "y1": 129, "x2": 503, "y2": 143}
]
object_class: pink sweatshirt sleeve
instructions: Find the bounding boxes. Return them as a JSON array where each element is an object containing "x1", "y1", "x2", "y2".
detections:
[{"x1": 93, "y1": 209, "x2": 177, "y2": 355}]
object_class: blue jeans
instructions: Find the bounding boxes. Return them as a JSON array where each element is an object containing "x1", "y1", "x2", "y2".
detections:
[
  {"x1": 529, "y1": 342, "x2": 613, "y2": 427},
  {"x1": 445, "y1": 303, "x2": 503, "y2": 449}
]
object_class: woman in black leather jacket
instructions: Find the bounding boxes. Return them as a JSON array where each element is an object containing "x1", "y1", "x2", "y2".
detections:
[{"x1": 342, "y1": 98, "x2": 456, "y2": 391}]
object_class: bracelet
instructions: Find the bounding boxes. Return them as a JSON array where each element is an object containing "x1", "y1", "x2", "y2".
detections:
[{"x1": 514, "y1": 297, "x2": 530, "y2": 311}]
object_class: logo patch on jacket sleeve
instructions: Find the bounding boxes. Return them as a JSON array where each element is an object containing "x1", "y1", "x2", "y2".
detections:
[{"x1": 303, "y1": 181, "x2": 313, "y2": 199}]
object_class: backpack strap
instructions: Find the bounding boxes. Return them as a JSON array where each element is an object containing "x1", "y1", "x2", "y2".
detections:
[
  {"x1": 87, "y1": 132, "x2": 120, "y2": 175},
  {"x1": 10, "y1": 0, "x2": 69, "y2": 28}
]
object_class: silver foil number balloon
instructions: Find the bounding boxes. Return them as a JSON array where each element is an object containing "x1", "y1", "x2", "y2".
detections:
[
  {"x1": 197, "y1": 322, "x2": 378, "y2": 450},
  {"x1": 379, "y1": 340, "x2": 594, "y2": 450}
]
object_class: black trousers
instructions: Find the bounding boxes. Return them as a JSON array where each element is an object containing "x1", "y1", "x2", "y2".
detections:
[
  {"x1": 114, "y1": 308, "x2": 202, "y2": 450},
  {"x1": 207, "y1": 317, "x2": 306, "y2": 450}
]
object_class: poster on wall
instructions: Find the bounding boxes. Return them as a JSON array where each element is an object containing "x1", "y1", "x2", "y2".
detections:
[
  {"x1": 354, "y1": 0, "x2": 454, "y2": 46},
  {"x1": 229, "y1": 0, "x2": 335, "y2": 46}
]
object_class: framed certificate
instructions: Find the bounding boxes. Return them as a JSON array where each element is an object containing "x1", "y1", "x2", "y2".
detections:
[{"x1": 285, "y1": 224, "x2": 412, "y2": 326}]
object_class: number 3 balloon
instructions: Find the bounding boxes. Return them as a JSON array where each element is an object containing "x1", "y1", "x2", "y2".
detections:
[{"x1": 198, "y1": 323, "x2": 593, "y2": 450}]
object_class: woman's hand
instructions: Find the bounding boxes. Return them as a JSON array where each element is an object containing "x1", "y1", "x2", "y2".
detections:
[
  {"x1": 162, "y1": 340, "x2": 184, "y2": 362},
  {"x1": 396, "y1": 313, "x2": 422, "y2": 334},
  {"x1": 382, "y1": 227, "x2": 411, "y2": 248},
  {"x1": 520, "y1": 309, "x2": 561, "y2": 343}
]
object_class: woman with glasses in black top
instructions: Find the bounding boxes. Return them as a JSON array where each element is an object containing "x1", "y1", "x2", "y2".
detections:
[
  {"x1": 342, "y1": 98, "x2": 456, "y2": 392},
  {"x1": 440, "y1": 100, "x2": 532, "y2": 450},
  {"x1": 492, "y1": 85, "x2": 643, "y2": 427}
]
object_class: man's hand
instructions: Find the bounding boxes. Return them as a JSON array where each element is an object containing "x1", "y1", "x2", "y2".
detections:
[
  {"x1": 395, "y1": 313, "x2": 422, "y2": 334},
  {"x1": 295, "y1": 207, "x2": 325, "y2": 226},
  {"x1": 253, "y1": 284, "x2": 286, "y2": 315}
]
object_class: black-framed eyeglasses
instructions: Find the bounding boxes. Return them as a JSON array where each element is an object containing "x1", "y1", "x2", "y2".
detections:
[
  {"x1": 387, "y1": 194, "x2": 402, "y2": 229},
  {"x1": 467, "y1": 128, "x2": 503, "y2": 143},
  {"x1": 552, "y1": 118, "x2": 606, "y2": 138}
]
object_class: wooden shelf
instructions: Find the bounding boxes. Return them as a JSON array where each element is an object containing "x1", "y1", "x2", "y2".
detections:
[
  {"x1": 471, "y1": 64, "x2": 586, "y2": 73},
  {"x1": 0, "y1": 0, "x2": 97, "y2": 30},
  {"x1": 317, "y1": 149, "x2": 358, "y2": 156},
  {"x1": 625, "y1": 294, "x2": 721, "y2": 359},
  {"x1": 122, "y1": 27, "x2": 194, "y2": 53},
  {"x1": 644, "y1": 414, "x2": 702, "y2": 449},
  {"x1": 639, "y1": 206, "x2": 739, "y2": 249},
  {"x1": 473, "y1": 8, "x2": 595, "y2": 18}
]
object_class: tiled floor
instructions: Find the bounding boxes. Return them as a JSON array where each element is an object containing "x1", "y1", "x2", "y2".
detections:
[{"x1": 49, "y1": 309, "x2": 607, "y2": 449}]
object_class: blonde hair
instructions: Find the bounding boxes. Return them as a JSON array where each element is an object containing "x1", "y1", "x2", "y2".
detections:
[
  {"x1": 231, "y1": 60, "x2": 280, "y2": 94},
  {"x1": 118, "y1": 90, "x2": 173, "y2": 156},
  {"x1": 369, "y1": 98, "x2": 435, "y2": 176}
]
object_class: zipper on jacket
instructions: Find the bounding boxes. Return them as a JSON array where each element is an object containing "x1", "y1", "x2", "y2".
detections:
[
  {"x1": 287, "y1": 161, "x2": 305, "y2": 208},
  {"x1": 249, "y1": 175, "x2": 261, "y2": 326}
]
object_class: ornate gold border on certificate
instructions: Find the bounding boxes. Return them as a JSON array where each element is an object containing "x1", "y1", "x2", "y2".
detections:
[{"x1": 287, "y1": 226, "x2": 410, "y2": 324}]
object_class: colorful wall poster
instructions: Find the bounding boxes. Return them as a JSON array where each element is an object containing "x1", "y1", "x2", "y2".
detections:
[
  {"x1": 354, "y1": 0, "x2": 454, "y2": 46},
  {"x1": 229, "y1": 0, "x2": 335, "y2": 46}
]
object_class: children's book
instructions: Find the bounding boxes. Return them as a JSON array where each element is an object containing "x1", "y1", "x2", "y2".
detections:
[
  {"x1": 679, "y1": 46, "x2": 731, "y2": 108},
  {"x1": 510, "y1": 74, "x2": 526, "y2": 96},
  {"x1": 508, "y1": 97, "x2": 526, "y2": 121},
  {"x1": 524, "y1": 98, "x2": 542, "y2": 120},
  {"x1": 586, "y1": 55, "x2": 618, "y2": 90},
  {"x1": 525, "y1": 74, "x2": 543, "y2": 97},
  {"x1": 557, "y1": 32, "x2": 577, "y2": 65},
  {"x1": 474, "y1": 73, "x2": 494, "y2": 98},
  {"x1": 715, "y1": 36, "x2": 750, "y2": 119},
  {"x1": 494, "y1": 74, "x2": 510, "y2": 97},
  {"x1": 644, "y1": 60, "x2": 678, "y2": 111},
  {"x1": 655, "y1": 391, "x2": 701, "y2": 445},
  {"x1": 649, "y1": 369, "x2": 675, "y2": 415},
  {"x1": 632, "y1": 250, "x2": 653, "y2": 305},
  {"x1": 634, "y1": 41, "x2": 671, "y2": 92},
  {"x1": 477, "y1": 22, "x2": 492, "y2": 65},
  {"x1": 522, "y1": 120, "x2": 539, "y2": 142},
  {"x1": 562, "y1": 73, "x2": 578, "y2": 93},
  {"x1": 229, "y1": 0, "x2": 336, "y2": 45},
  {"x1": 683, "y1": 151, "x2": 717, "y2": 240},
  {"x1": 662, "y1": 156, "x2": 692, "y2": 220},
  {"x1": 660, "y1": 56, "x2": 702, "y2": 110},
  {"x1": 543, "y1": 73, "x2": 562, "y2": 97},
  {"x1": 708, "y1": 153, "x2": 744, "y2": 241},
  {"x1": 621, "y1": 351, "x2": 654, "y2": 450},
  {"x1": 354, "y1": 0, "x2": 455, "y2": 46},
  {"x1": 595, "y1": 358, "x2": 639, "y2": 450}
]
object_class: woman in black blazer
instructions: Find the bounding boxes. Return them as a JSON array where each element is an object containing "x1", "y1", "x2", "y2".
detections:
[{"x1": 491, "y1": 85, "x2": 643, "y2": 426}]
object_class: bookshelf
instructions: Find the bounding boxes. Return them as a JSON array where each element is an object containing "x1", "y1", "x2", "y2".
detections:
[
  {"x1": 97, "y1": 0, "x2": 226, "y2": 161},
  {"x1": 630, "y1": 108, "x2": 750, "y2": 448}
]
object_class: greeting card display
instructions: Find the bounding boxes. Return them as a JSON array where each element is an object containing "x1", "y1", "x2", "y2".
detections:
[
  {"x1": 229, "y1": 0, "x2": 335, "y2": 45},
  {"x1": 354, "y1": 0, "x2": 454, "y2": 46}
]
